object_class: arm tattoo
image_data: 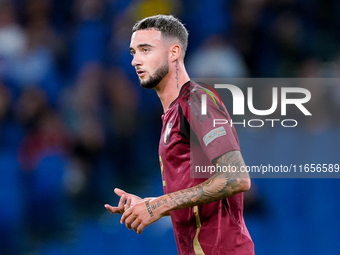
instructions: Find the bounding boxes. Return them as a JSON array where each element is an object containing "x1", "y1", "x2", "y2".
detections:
[
  {"x1": 166, "y1": 150, "x2": 250, "y2": 210},
  {"x1": 148, "y1": 198, "x2": 169, "y2": 215}
]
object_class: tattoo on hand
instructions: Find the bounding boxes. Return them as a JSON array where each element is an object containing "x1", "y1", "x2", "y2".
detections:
[{"x1": 145, "y1": 201, "x2": 154, "y2": 217}]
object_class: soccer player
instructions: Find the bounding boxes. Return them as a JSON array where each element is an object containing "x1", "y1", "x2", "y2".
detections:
[{"x1": 105, "y1": 14, "x2": 255, "y2": 255}]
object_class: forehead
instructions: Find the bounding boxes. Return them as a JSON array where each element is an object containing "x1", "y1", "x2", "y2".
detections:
[{"x1": 130, "y1": 29, "x2": 163, "y2": 47}]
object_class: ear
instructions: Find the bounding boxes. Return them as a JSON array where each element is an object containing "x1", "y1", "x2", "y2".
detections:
[{"x1": 169, "y1": 44, "x2": 181, "y2": 62}]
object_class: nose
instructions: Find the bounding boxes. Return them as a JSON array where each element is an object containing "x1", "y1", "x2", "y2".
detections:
[{"x1": 131, "y1": 53, "x2": 142, "y2": 67}]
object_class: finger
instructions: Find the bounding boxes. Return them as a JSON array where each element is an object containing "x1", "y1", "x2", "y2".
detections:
[
  {"x1": 104, "y1": 204, "x2": 122, "y2": 214},
  {"x1": 121, "y1": 208, "x2": 132, "y2": 224},
  {"x1": 117, "y1": 194, "x2": 127, "y2": 213},
  {"x1": 114, "y1": 188, "x2": 127, "y2": 197},
  {"x1": 137, "y1": 223, "x2": 146, "y2": 235},
  {"x1": 125, "y1": 217, "x2": 133, "y2": 229},
  {"x1": 124, "y1": 212, "x2": 137, "y2": 229},
  {"x1": 131, "y1": 218, "x2": 142, "y2": 232},
  {"x1": 124, "y1": 197, "x2": 132, "y2": 211}
]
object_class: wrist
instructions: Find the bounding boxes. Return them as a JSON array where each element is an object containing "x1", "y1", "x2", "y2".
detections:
[{"x1": 149, "y1": 195, "x2": 173, "y2": 216}]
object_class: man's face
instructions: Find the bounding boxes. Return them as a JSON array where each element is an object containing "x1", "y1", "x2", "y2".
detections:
[{"x1": 130, "y1": 29, "x2": 169, "y2": 89}]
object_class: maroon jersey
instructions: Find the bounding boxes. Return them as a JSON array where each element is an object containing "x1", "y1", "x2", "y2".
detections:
[{"x1": 159, "y1": 81, "x2": 254, "y2": 255}]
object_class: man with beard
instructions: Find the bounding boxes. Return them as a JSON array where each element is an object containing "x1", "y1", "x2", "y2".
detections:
[{"x1": 105, "y1": 14, "x2": 255, "y2": 255}]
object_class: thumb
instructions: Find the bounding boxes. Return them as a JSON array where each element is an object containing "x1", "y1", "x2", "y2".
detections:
[{"x1": 114, "y1": 188, "x2": 127, "y2": 197}]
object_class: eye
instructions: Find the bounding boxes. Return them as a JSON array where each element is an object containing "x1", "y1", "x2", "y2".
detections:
[
  {"x1": 130, "y1": 51, "x2": 135, "y2": 56},
  {"x1": 142, "y1": 48, "x2": 149, "y2": 53}
]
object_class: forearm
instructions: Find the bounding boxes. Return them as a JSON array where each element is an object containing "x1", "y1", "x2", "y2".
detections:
[{"x1": 150, "y1": 150, "x2": 250, "y2": 216}]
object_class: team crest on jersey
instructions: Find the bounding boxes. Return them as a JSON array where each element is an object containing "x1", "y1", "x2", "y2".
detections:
[{"x1": 164, "y1": 122, "x2": 172, "y2": 144}]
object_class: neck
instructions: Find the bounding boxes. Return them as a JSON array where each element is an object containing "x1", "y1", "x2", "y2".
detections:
[{"x1": 155, "y1": 60, "x2": 190, "y2": 112}]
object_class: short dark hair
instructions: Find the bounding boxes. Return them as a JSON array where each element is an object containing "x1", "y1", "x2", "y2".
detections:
[{"x1": 132, "y1": 14, "x2": 189, "y2": 56}]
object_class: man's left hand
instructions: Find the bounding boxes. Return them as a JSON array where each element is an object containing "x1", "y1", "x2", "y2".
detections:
[{"x1": 120, "y1": 198, "x2": 163, "y2": 234}]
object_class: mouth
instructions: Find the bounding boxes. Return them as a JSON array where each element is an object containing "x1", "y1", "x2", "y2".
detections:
[{"x1": 136, "y1": 69, "x2": 146, "y2": 78}]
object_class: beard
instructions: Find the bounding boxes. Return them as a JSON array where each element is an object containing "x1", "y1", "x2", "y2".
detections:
[{"x1": 140, "y1": 62, "x2": 169, "y2": 89}]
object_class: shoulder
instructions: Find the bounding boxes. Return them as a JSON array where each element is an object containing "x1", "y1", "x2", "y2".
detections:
[
  {"x1": 177, "y1": 81, "x2": 207, "y2": 111},
  {"x1": 178, "y1": 80, "x2": 228, "y2": 121},
  {"x1": 178, "y1": 81, "x2": 221, "y2": 106},
  {"x1": 179, "y1": 80, "x2": 206, "y2": 97},
  {"x1": 177, "y1": 81, "x2": 202, "y2": 120}
]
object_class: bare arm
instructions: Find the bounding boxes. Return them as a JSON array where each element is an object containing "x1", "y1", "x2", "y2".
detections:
[
  {"x1": 148, "y1": 150, "x2": 250, "y2": 214},
  {"x1": 120, "y1": 150, "x2": 251, "y2": 234}
]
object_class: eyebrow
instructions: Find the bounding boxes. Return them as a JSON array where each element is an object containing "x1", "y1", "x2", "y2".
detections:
[{"x1": 130, "y1": 43, "x2": 153, "y2": 52}]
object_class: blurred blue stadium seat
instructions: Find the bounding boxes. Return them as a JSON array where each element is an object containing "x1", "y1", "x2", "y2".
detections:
[{"x1": 0, "y1": 150, "x2": 24, "y2": 254}]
